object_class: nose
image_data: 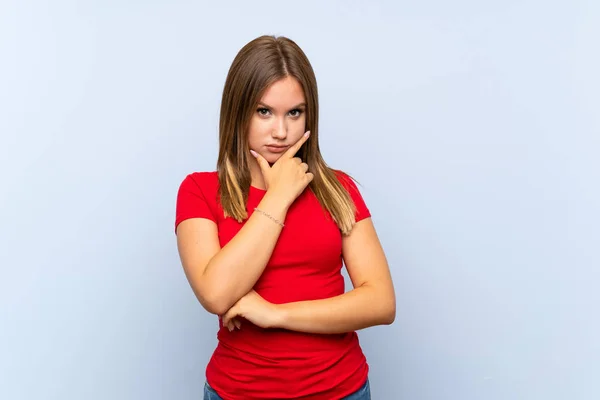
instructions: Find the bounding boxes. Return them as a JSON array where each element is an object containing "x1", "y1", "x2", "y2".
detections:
[{"x1": 271, "y1": 117, "x2": 287, "y2": 140}]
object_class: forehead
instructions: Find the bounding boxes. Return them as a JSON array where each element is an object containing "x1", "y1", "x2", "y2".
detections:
[{"x1": 259, "y1": 76, "x2": 305, "y2": 107}]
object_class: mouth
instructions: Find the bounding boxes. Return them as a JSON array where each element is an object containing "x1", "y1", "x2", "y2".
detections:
[{"x1": 265, "y1": 145, "x2": 289, "y2": 153}]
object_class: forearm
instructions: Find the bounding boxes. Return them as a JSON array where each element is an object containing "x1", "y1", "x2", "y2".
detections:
[
  {"x1": 274, "y1": 284, "x2": 396, "y2": 334},
  {"x1": 202, "y1": 193, "x2": 288, "y2": 314}
]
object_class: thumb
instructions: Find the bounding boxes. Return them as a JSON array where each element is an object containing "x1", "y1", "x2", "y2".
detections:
[{"x1": 250, "y1": 149, "x2": 270, "y2": 175}]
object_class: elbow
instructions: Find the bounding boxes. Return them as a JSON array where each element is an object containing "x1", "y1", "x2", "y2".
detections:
[
  {"x1": 195, "y1": 286, "x2": 233, "y2": 316},
  {"x1": 383, "y1": 307, "x2": 396, "y2": 325},
  {"x1": 363, "y1": 283, "x2": 396, "y2": 326},
  {"x1": 380, "y1": 300, "x2": 396, "y2": 325},
  {"x1": 187, "y1": 272, "x2": 237, "y2": 315},
  {"x1": 200, "y1": 296, "x2": 230, "y2": 316}
]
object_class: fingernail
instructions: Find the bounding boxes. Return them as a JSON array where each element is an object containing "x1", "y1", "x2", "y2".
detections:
[
  {"x1": 250, "y1": 149, "x2": 258, "y2": 157},
  {"x1": 304, "y1": 131, "x2": 310, "y2": 138}
]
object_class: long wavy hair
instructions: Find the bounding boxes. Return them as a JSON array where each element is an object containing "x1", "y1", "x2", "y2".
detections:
[{"x1": 217, "y1": 35, "x2": 358, "y2": 235}]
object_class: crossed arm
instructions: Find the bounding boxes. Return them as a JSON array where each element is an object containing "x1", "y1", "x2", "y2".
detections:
[
  {"x1": 257, "y1": 217, "x2": 395, "y2": 334},
  {"x1": 176, "y1": 198, "x2": 396, "y2": 334}
]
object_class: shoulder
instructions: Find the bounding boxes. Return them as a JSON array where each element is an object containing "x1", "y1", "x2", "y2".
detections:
[
  {"x1": 180, "y1": 171, "x2": 219, "y2": 188},
  {"x1": 332, "y1": 169, "x2": 360, "y2": 193},
  {"x1": 178, "y1": 171, "x2": 219, "y2": 195},
  {"x1": 331, "y1": 169, "x2": 371, "y2": 220},
  {"x1": 176, "y1": 171, "x2": 220, "y2": 205},
  {"x1": 175, "y1": 171, "x2": 220, "y2": 231}
]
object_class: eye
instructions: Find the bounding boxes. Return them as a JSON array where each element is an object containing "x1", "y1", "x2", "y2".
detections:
[
  {"x1": 257, "y1": 107, "x2": 271, "y2": 117},
  {"x1": 289, "y1": 109, "x2": 304, "y2": 118}
]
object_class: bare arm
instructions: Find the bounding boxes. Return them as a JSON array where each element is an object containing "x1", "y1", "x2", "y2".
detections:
[
  {"x1": 276, "y1": 217, "x2": 395, "y2": 333},
  {"x1": 222, "y1": 217, "x2": 396, "y2": 333},
  {"x1": 177, "y1": 194, "x2": 287, "y2": 316},
  {"x1": 176, "y1": 132, "x2": 313, "y2": 316}
]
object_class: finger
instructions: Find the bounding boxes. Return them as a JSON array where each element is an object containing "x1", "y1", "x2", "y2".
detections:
[
  {"x1": 233, "y1": 318, "x2": 242, "y2": 329},
  {"x1": 300, "y1": 162, "x2": 309, "y2": 172},
  {"x1": 225, "y1": 316, "x2": 236, "y2": 332},
  {"x1": 250, "y1": 149, "x2": 271, "y2": 175},
  {"x1": 222, "y1": 308, "x2": 235, "y2": 329},
  {"x1": 284, "y1": 131, "x2": 310, "y2": 158},
  {"x1": 306, "y1": 172, "x2": 314, "y2": 183},
  {"x1": 222, "y1": 314, "x2": 230, "y2": 328}
]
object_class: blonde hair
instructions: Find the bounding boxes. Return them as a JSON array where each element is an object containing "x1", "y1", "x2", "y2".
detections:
[{"x1": 217, "y1": 35, "x2": 358, "y2": 235}]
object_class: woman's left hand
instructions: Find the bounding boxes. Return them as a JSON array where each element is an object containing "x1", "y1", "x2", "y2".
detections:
[{"x1": 221, "y1": 290, "x2": 282, "y2": 331}]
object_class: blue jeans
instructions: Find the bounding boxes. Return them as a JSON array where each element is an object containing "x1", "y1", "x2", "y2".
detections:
[{"x1": 203, "y1": 378, "x2": 371, "y2": 399}]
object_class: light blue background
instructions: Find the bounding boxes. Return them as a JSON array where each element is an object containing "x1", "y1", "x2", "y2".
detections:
[{"x1": 1, "y1": 1, "x2": 598, "y2": 399}]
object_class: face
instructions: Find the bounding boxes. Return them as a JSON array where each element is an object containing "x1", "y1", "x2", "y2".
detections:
[{"x1": 247, "y1": 76, "x2": 307, "y2": 164}]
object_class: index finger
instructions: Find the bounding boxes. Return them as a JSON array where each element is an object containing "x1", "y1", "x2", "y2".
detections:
[{"x1": 284, "y1": 131, "x2": 310, "y2": 158}]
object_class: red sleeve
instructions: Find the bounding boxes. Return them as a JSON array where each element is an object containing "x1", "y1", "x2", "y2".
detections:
[
  {"x1": 175, "y1": 173, "x2": 217, "y2": 233},
  {"x1": 336, "y1": 171, "x2": 371, "y2": 222}
]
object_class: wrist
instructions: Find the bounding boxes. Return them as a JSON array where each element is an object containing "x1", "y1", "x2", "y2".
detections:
[
  {"x1": 271, "y1": 303, "x2": 288, "y2": 329},
  {"x1": 259, "y1": 192, "x2": 290, "y2": 219}
]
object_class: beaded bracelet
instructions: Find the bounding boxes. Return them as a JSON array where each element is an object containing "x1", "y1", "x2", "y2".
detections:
[{"x1": 254, "y1": 207, "x2": 284, "y2": 227}]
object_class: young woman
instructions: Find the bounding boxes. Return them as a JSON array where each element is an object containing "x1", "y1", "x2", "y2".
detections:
[{"x1": 175, "y1": 35, "x2": 396, "y2": 400}]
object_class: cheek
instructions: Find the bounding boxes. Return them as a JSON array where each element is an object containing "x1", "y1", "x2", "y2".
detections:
[
  {"x1": 247, "y1": 119, "x2": 268, "y2": 143},
  {"x1": 285, "y1": 115, "x2": 305, "y2": 132},
  {"x1": 290, "y1": 117, "x2": 307, "y2": 138}
]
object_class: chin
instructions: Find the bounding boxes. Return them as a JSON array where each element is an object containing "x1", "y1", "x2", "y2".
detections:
[{"x1": 264, "y1": 153, "x2": 283, "y2": 164}]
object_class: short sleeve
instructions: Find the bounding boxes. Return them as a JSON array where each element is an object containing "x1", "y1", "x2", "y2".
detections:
[
  {"x1": 175, "y1": 173, "x2": 218, "y2": 233},
  {"x1": 336, "y1": 171, "x2": 371, "y2": 223}
]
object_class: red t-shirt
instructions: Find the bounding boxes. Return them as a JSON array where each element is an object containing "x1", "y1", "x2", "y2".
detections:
[{"x1": 175, "y1": 170, "x2": 371, "y2": 399}]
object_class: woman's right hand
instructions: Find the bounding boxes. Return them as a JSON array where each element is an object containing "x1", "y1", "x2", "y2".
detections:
[{"x1": 250, "y1": 131, "x2": 314, "y2": 207}]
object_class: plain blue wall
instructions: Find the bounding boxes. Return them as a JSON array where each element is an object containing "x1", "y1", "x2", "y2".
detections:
[{"x1": 1, "y1": 1, "x2": 598, "y2": 399}]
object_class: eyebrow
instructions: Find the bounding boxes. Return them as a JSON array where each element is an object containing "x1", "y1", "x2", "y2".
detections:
[{"x1": 257, "y1": 102, "x2": 307, "y2": 109}]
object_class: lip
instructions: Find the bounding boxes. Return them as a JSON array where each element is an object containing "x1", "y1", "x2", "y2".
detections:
[{"x1": 265, "y1": 145, "x2": 289, "y2": 153}]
